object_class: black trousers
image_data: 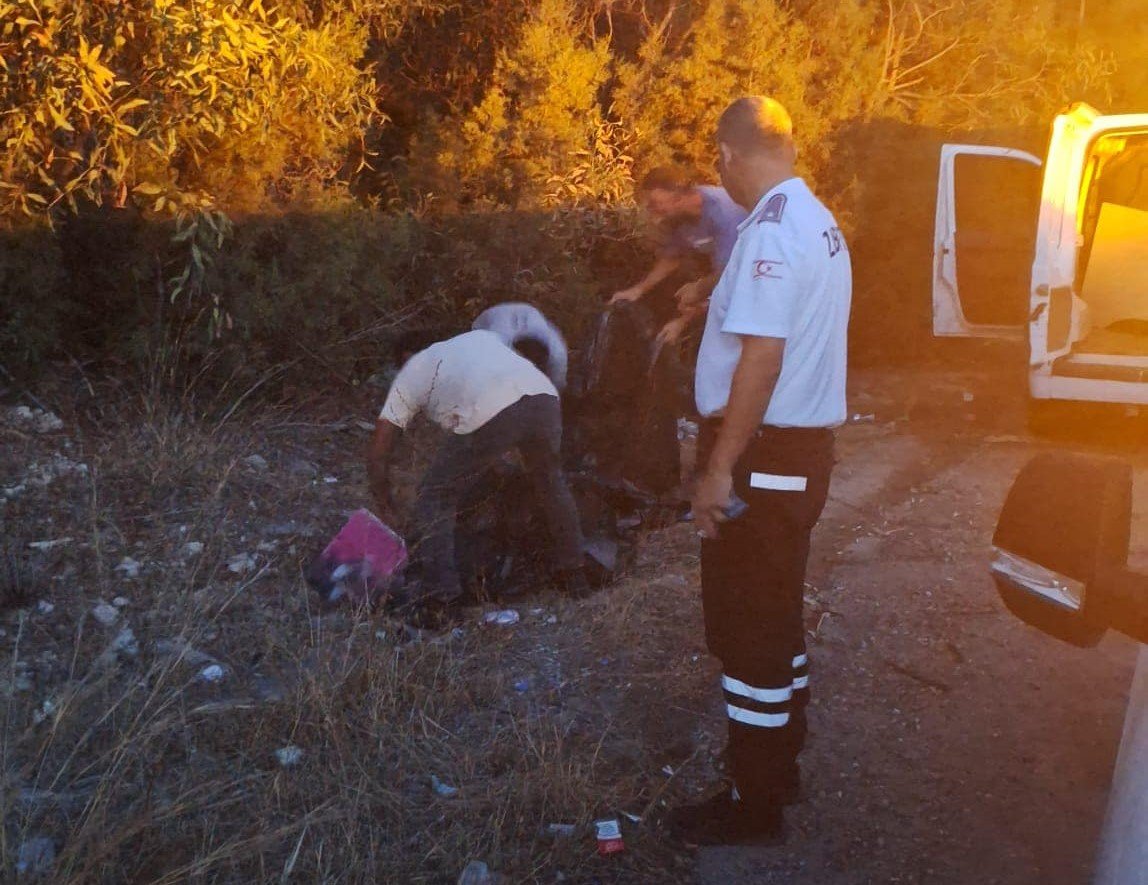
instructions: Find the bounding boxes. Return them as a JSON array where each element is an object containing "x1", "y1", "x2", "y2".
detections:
[
  {"x1": 699, "y1": 423, "x2": 835, "y2": 810},
  {"x1": 414, "y1": 395, "x2": 585, "y2": 601}
]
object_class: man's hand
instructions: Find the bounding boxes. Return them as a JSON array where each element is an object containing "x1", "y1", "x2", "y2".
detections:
[
  {"x1": 609, "y1": 287, "x2": 643, "y2": 305},
  {"x1": 674, "y1": 279, "x2": 706, "y2": 308},
  {"x1": 656, "y1": 316, "x2": 689, "y2": 346},
  {"x1": 693, "y1": 469, "x2": 733, "y2": 540}
]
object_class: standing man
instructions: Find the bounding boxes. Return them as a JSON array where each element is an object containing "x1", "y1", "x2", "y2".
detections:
[
  {"x1": 367, "y1": 330, "x2": 589, "y2": 609},
  {"x1": 610, "y1": 167, "x2": 747, "y2": 344},
  {"x1": 671, "y1": 96, "x2": 852, "y2": 845}
]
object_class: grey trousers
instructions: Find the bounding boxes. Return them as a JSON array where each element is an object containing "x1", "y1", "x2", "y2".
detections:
[{"x1": 413, "y1": 394, "x2": 584, "y2": 601}]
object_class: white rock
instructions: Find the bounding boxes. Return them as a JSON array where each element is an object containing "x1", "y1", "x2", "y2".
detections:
[
  {"x1": 115, "y1": 557, "x2": 142, "y2": 579},
  {"x1": 227, "y1": 553, "x2": 257, "y2": 574},
  {"x1": 481, "y1": 610, "x2": 520, "y2": 627},
  {"x1": 274, "y1": 745, "x2": 304, "y2": 768},
  {"x1": 244, "y1": 454, "x2": 269, "y2": 472},
  {"x1": 182, "y1": 541, "x2": 204, "y2": 558},
  {"x1": 109, "y1": 627, "x2": 139, "y2": 659},
  {"x1": 91, "y1": 602, "x2": 119, "y2": 627},
  {"x1": 198, "y1": 664, "x2": 225, "y2": 683},
  {"x1": 112, "y1": 596, "x2": 129, "y2": 608},
  {"x1": 35, "y1": 601, "x2": 54, "y2": 616}
]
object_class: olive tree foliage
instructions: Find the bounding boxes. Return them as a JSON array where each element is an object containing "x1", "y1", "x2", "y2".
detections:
[{"x1": 0, "y1": 0, "x2": 382, "y2": 220}]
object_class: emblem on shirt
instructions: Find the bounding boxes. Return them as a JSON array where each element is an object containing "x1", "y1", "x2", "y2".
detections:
[
  {"x1": 752, "y1": 259, "x2": 785, "y2": 280},
  {"x1": 758, "y1": 193, "x2": 787, "y2": 224}
]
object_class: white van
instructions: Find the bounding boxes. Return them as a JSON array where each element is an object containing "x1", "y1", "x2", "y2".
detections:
[{"x1": 933, "y1": 103, "x2": 1148, "y2": 411}]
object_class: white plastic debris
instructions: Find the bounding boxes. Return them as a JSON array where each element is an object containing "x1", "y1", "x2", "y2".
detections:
[
  {"x1": 322, "y1": 476, "x2": 339, "y2": 485},
  {"x1": 35, "y1": 601, "x2": 54, "y2": 616},
  {"x1": 27, "y1": 538, "x2": 72, "y2": 551},
  {"x1": 227, "y1": 553, "x2": 257, "y2": 575},
  {"x1": 482, "y1": 610, "x2": 520, "y2": 627},
  {"x1": 112, "y1": 596, "x2": 129, "y2": 608},
  {"x1": 115, "y1": 557, "x2": 142, "y2": 579},
  {"x1": 91, "y1": 602, "x2": 119, "y2": 627},
  {"x1": 274, "y1": 745, "x2": 304, "y2": 768},
  {"x1": 15, "y1": 835, "x2": 56, "y2": 876},
  {"x1": 32, "y1": 699, "x2": 56, "y2": 725},
  {"x1": 457, "y1": 860, "x2": 493, "y2": 885},
  {"x1": 198, "y1": 664, "x2": 226, "y2": 683},
  {"x1": 182, "y1": 541, "x2": 205, "y2": 558},
  {"x1": 244, "y1": 454, "x2": 269, "y2": 471},
  {"x1": 431, "y1": 774, "x2": 459, "y2": 798}
]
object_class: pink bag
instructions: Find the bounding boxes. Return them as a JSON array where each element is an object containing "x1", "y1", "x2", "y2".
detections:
[{"x1": 309, "y1": 509, "x2": 408, "y2": 606}]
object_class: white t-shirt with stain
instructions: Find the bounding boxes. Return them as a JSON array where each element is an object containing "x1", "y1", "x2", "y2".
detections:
[{"x1": 380, "y1": 330, "x2": 557, "y2": 435}]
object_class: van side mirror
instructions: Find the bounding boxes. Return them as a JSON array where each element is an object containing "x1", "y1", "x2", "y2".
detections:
[{"x1": 992, "y1": 453, "x2": 1139, "y2": 647}]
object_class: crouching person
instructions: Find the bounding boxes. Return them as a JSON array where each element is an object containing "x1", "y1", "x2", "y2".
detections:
[{"x1": 366, "y1": 329, "x2": 590, "y2": 611}]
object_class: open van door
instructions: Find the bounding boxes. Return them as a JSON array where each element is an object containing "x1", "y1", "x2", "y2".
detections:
[{"x1": 933, "y1": 145, "x2": 1043, "y2": 337}]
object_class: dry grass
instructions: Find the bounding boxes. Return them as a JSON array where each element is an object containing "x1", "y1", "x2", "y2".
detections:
[{"x1": 0, "y1": 381, "x2": 717, "y2": 883}]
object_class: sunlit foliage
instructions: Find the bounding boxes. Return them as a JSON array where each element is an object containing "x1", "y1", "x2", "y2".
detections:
[{"x1": 0, "y1": 0, "x2": 380, "y2": 217}]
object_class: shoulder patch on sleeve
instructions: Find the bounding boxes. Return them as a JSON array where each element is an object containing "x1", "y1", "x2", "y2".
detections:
[{"x1": 758, "y1": 193, "x2": 787, "y2": 225}]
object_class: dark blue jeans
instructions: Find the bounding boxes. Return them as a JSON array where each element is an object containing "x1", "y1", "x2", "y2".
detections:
[{"x1": 413, "y1": 394, "x2": 584, "y2": 601}]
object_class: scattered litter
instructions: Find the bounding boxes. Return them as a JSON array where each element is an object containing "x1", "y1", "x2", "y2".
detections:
[
  {"x1": 274, "y1": 746, "x2": 304, "y2": 768},
  {"x1": 677, "y1": 418, "x2": 699, "y2": 441},
  {"x1": 457, "y1": 860, "x2": 494, "y2": 885},
  {"x1": 482, "y1": 609, "x2": 520, "y2": 627},
  {"x1": 7, "y1": 406, "x2": 64, "y2": 434},
  {"x1": 307, "y1": 510, "x2": 408, "y2": 607},
  {"x1": 244, "y1": 454, "x2": 269, "y2": 471},
  {"x1": 182, "y1": 541, "x2": 204, "y2": 558},
  {"x1": 431, "y1": 774, "x2": 459, "y2": 798},
  {"x1": 198, "y1": 664, "x2": 226, "y2": 683},
  {"x1": 27, "y1": 538, "x2": 72, "y2": 551},
  {"x1": 32, "y1": 699, "x2": 56, "y2": 725},
  {"x1": 35, "y1": 601, "x2": 54, "y2": 616},
  {"x1": 91, "y1": 602, "x2": 119, "y2": 627},
  {"x1": 322, "y1": 476, "x2": 339, "y2": 485},
  {"x1": 690, "y1": 654, "x2": 699, "y2": 663},
  {"x1": 849, "y1": 413, "x2": 876, "y2": 424},
  {"x1": 227, "y1": 553, "x2": 257, "y2": 575},
  {"x1": 595, "y1": 818, "x2": 625, "y2": 856},
  {"x1": 545, "y1": 823, "x2": 577, "y2": 839},
  {"x1": 115, "y1": 557, "x2": 142, "y2": 579},
  {"x1": 661, "y1": 764, "x2": 675, "y2": 777},
  {"x1": 15, "y1": 835, "x2": 56, "y2": 877},
  {"x1": 112, "y1": 596, "x2": 129, "y2": 608},
  {"x1": 450, "y1": 627, "x2": 466, "y2": 640},
  {"x1": 543, "y1": 615, "x2": 558, "y2": 626},
  {"x1": 2, "y1": 455, "x2": 88, "y2": 501},
  {"x1": 103, "y1": 627, "x2": 139, "y2": 662},
  {"x1": 513, "y1": 679, "x2": 530, "y2": 693}
]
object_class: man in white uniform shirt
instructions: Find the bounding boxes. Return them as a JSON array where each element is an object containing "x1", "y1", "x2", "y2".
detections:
[
  {"x1": 366, "y1": 330, "x2": 588, "y2": 607},
  {"x1": 670, "y1": 97, "x2": 852, "y2": 845}
]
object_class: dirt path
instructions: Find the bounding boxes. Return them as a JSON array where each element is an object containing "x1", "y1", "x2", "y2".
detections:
[{"x1": 695, "y1": 355, "x2": 1146, "y2": 885}]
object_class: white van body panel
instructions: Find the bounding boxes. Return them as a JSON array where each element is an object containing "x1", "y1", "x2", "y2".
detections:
[{"x1": 932, "y1": 144, "x2": 1041, "y2": 338}]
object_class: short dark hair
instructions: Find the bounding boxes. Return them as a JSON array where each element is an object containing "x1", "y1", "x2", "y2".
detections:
[
  {"x1": 512, "y1": 337, "x2": 550, "y2": 375},
  {"x1": 716, "y1": 97, "x2": 794, "y2": 157},
  {"x1": 637, "y1": 166, "x2": 693, "y2": 196},
  {"x1": 391, "y1": 328, "x2": 447, "y2": 364}
]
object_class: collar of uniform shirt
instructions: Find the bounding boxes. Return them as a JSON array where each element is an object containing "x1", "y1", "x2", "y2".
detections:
[{"x1": 737, "y1": 176, "x2": 801, "y2": 232}]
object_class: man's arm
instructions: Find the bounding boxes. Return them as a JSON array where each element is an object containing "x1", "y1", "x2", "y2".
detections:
[
  {"x1": 693, "y1": 335, "x2": 785, "y2": 538},
  {"x1": 366, "y1": 418, "x2": 401, "y2": 523},
  {"x1": 610, "y1": 255, "x2": 682, "y2": 304}
]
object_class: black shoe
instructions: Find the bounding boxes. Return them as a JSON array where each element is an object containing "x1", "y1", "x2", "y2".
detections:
[{"x1": 666, "y1": 788, "x2": 785, "y2": 847}]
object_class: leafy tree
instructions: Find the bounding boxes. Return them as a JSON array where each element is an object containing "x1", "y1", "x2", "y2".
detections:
[
  {"x1": 0, "y1": 0, "x2": 380, "y2": 218},
  {"x1": 418, "y1": 0, "x2": 630, "y2": 209}
]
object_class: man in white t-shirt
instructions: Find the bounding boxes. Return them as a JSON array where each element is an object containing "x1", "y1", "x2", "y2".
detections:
[
  {"x1": 366, "y1": 330, "x2": 588, "y2": 606},
  {"x1": 669, "y1": 97, "x2": 852, "y2": 846},
  {"x1": 471, "y1": 302, "x2": 568, "y2": 391}
]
